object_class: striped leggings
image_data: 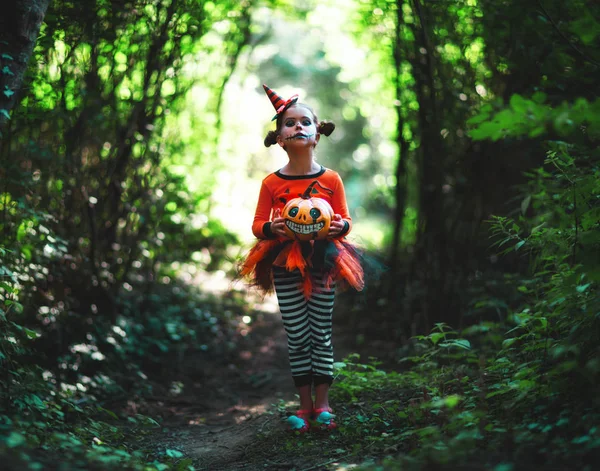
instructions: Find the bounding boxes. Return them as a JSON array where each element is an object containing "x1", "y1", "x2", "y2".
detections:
[{"x1": 273, "y1": 267, "x2": 336, "y2": 388}]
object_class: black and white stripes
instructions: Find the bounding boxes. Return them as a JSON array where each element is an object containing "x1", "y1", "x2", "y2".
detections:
[{"x1": 273, "y1": 267, "x2": 336, "y2": 384}]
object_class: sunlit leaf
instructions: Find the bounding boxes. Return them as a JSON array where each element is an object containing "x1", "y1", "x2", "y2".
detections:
[
  {"x1": 166, "y1": 449, "x2": 184, "y2": 458},
  {"x1": 576, "y1": 283, "x2": 590, "y2": 293},
  {"x1": 6, "y1": 432, "x2": 25, "y2": 448}
]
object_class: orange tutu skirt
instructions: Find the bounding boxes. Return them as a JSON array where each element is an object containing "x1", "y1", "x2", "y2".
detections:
[{"x1": 239, "y1": 238, "x2": 365, "y2": 299}]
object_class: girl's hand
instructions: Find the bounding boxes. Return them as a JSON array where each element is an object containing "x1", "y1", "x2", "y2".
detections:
[
  {"x1": 271, "y1": 209, "x2": 287, "y2": 238},
  {"x1": 328, "y1": 214, "x2": 345, "y2": 238}
]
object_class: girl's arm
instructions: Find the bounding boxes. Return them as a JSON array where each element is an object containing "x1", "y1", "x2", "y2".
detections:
[
  {"x1": 252, "y1": 182, "x2": 277, "y2": 239},
  {"x1": 330, "y1": 173, "x2": 352, "y2": 237}
]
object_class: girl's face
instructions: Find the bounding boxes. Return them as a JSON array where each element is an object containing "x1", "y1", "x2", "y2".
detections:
[{"x1": 277, "y1": 105, "x2": 320, "y2": 149}]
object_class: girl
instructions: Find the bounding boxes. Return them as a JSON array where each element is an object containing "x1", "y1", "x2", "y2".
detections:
[{"x1": 241, "y1": 84, "x2": 364, "y2": 433}]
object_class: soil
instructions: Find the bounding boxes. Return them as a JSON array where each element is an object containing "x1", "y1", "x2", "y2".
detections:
[
  {"x1": 151, "y1": 313, "x2": 292, "y2": 469},
  {"x1": 133, "y1": 280, "x2": 396, "y2": 471}
]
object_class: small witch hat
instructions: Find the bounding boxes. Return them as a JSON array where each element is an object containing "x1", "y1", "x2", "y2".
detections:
[{"x1": 263, "y1": 84, "x2": 298, "y2": 121}]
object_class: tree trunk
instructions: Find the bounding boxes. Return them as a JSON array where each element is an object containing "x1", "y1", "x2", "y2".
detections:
[
  {"x1": 412, "y1": 0, "x2": 449, "y2": 327},
  {"x1": 388, "y1": 0, "x2": 410, "y2": 292},
  {"x1": 0, "y1": 0, "x2": 51, "y2": 134}
]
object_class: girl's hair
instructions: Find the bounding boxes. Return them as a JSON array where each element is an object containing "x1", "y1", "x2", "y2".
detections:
[{"x1": 264, "y1": 103, "x2": 335, "y2": 147}]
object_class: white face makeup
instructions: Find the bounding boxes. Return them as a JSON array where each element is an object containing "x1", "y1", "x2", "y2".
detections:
[{"x1": 277, "y1": 105, "x2": 320, "y2": 148}]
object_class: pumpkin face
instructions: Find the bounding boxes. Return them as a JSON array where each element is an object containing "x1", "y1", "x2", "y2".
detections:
[{"x1": 282, "y1": 197, "x2": 334, "y2": 241}]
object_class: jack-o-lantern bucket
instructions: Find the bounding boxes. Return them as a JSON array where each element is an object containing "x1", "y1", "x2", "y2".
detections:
[{"x1": 282, "y1": 181, "x2": 334, "y2": 241}]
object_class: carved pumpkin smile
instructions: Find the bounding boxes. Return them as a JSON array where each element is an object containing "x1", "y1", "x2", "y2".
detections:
[
  {"x1": 285, "y1": 220, "x2": 325, "y2": 234},
  {"x1": 282, "y1": 181, "x2": 334, "y2": 241}
]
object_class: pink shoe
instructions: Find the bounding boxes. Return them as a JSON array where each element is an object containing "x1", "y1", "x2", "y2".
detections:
[
  {"x1": 313, "y1": 407, "x2": 337, "y2": 430},
  {"x1": 287, "y1": 409, "x2": 311, "y2": 433}
]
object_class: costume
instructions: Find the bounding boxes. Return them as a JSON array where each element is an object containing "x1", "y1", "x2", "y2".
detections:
[
  {"x1": 273, "y1": 267, "x2": 336, "y2": 387},
  {"x1": 240, "y1": 166, "x2": 365, "y2": 298},
  {"x1": 240, "y1": 166, "x2": 365, "y2": 387},
  {"x1": 240, "y1": 84, "x2": 365, "y2": 389}
]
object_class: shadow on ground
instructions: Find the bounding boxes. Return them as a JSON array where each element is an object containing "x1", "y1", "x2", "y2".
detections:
[{"x1": 133, "y1": 285, "x2": 399, "y2": 470}]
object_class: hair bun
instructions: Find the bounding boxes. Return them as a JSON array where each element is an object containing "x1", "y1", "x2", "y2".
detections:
[
  {"x1": 264, "y1": 130, "x2": 278, "y2": 147},
  {"x1": 318, "y1": 121, "x2": 335, "y2": 136}
]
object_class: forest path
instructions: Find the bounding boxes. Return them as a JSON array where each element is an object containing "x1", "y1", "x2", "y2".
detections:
[
  {"x1": 153, "y1": 303, "x2": 296, "y2": 470},
  {"x1": 139, "y1": 275, "x2": 368, "y2": 471}
]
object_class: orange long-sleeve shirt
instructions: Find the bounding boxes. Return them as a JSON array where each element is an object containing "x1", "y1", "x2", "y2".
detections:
[{"x1": 252, "y1": 166, "x2": 352, "y2": 239}]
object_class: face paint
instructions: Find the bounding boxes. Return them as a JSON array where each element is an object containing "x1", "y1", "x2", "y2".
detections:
[
  {"x1": 278, "y1": 106, "x2": 319, "y2": 147},
  {"x1": 284, "y1": 133, "x2": 316, "y2": 141}
]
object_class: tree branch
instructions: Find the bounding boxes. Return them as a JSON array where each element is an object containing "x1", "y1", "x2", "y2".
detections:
[{"x1": 537, "y1": 1, "x2": 600, "y2": 68}]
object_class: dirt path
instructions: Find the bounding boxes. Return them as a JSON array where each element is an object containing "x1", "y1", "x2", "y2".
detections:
[
  {"x1": 137, "y1": 275, "x2": 386, "y2": 470},
  {"x1": 137, "y1": 287, "x2": 300, "y2": 470}
]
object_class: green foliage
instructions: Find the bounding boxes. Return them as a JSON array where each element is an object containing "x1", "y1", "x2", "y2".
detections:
[
  {"x1": 468, "y1": 96, "x2": 600, "y2": 142},
  {"x1": 0, "y1": 0, "x2": 249, "y2": 468},
  {"x1": 0, "y1": 259, "x2": 243, "y2": 470},
  {"x1": 2, "y1": 0, "x2": 600, "y2": 469},
  {"x1": 255, "y1": 328, "x2": 599, "y2": 469},
  {"x1": 348, "y1": 0, "x2": 600, "y2": 330},
  {"x1": 251, "y1": 6, "x2": 600, "y2": 461},
  {"x1": 0, "y1": 398, "x2": 191, "y2": 470},
  {"x1": 0, "y1": 0, "x2": 245, "y2": 369}
]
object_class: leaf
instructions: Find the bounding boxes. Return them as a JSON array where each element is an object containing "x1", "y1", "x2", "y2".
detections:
[
  {"x1": 453, "y1": 339, "x2": 471, "y2": 349},
  {"x1": 439, "y1": 339, "x2": 471, "y2": 350},
  {"x1": 466, "y1": 112, "x2": 490, "y2": 125},
  {"x1": 515, "y1": 240, "x2": 525, "y2": 251},
  {"x1": 30, "y1": 394, "x2": 46, "y2": 409},
  {"x1": 576, "y1": 283, "x2": 590, "y2": 293},
  {"x1": 97, "y1": 406, "x2": 119, "y2": 420},
  {"x1": 20, "y1": 245, "x2": 32, "y2": 261},
  {"x1": 429, "y1": 332, "x2": 445, "y2": 345},
  {"x1": 485, "y1": 389, "x2": 512, "y2": 399},
  {"x1": 174, "y1": 458, "x2": 193, "y2": 470},
  {"x1": 469, "y1": 120, "x2": 502, "y2": 140},
  {"x1": 443, "y1": 394, "x2": 461, "y2": 408},
  {"x1": 356, "y1": 414, "x2": 368, "y2": 423},
  {"x1": 510, "y1": 94, "x2": 529, "y2": 113},
  {"x1": 572, "y1": 435, "x2": 591, "y2": 444},
  {"x1": 166, "y1": 449, "x2": 184, "y2": 458},
  {"x1": 494, "y1": 463, "x2": 514, "y2": 471},
  {"x1": 6, "y1": 301, "x2": 24, "y2": 313},
  {"x1": 550, "y1": 297, "x2": 566, "y2": 307},
  {"x1": 531, "y1": 222, "x2": 547, "y2": 233},
  {"x1": 1, "y1": 66, "x2": 14, "y2": 76},
  {"x1": 528, "y1": 126, "x2": 546, "y2": 138},
  {"x1": 6, "y1": 431, "x2": 25, "y2": 448},
  {"x1": 520, "y1": 196, "x2": 531, "y2": 215},
  {"x1": 24, "y1": 328, "x2": 38, "y2": 339},
  {"x1": 1, "y1": 53, "x2": 14, "y2": 60},
  {"x1": 0, "y1": 281, "x2": 16, "y2": 292},
  {"x1": 0, "y1": 109, "x2": 10, "y2": 120},
  {"x1": 531, "y1": 92, "x2": 547, "y2": 104},
  {"x1": 569, "y1": 16, "x2": 600, "y2": 45},
  {"x1": 3, "y1": 88, "x2": 14, "y2": 98},
  {"x1": 581, "y1": 209, "x2": 600, "y2": 230}
]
